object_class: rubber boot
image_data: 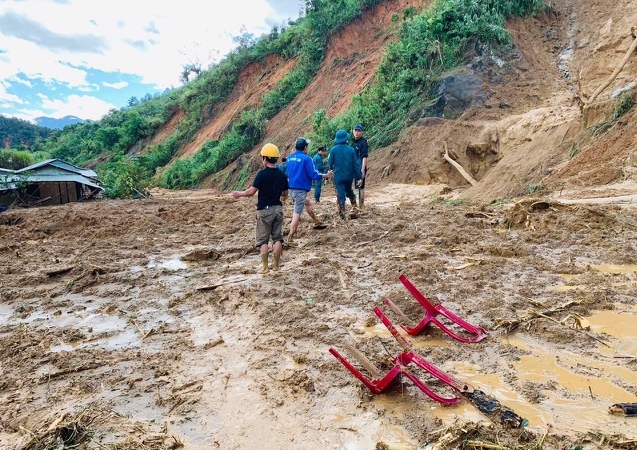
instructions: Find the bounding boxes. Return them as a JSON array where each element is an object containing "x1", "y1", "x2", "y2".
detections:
[
  {"x1": 259, "y1": 253, "x2": 269, "y2": 274},
  {"x1": 273, "y1": 253, "x2": 281, "y2": 271},
  {"x1": 338, "y1": 200, "x2": 346, "y2": 219}
]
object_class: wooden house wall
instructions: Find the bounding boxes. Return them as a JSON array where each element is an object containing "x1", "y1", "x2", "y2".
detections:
[{"x1": 33, "y1": 182, "x2": 80, "y2": 205}]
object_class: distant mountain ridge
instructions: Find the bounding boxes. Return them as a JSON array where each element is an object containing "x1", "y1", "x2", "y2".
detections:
[
  {"x1": 34, "y1": 115, "x2": 85, "y2": 129},
  {"x1": 0, "y1": 114, "x2": 52, "y2": 148}
]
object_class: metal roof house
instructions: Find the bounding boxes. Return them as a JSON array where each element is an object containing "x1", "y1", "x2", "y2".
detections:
[{"x1": 0, "y1": 159, "x2": 103, "y2": 206}]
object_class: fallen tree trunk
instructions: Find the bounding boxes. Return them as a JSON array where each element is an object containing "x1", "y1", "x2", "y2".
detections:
[
  {"x1": 584, "y1": 29, "x2": 637, "y2": 108},
  {"x1": 443, "y1": 142, "x2": 477, "y2": 186}
]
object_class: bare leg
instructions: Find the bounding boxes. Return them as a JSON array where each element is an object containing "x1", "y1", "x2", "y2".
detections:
[
  {"x1": 305, "y1": 199, "x2": 322, "y2": 225},
  {"x1": 272, "y1": 241, "x2": 283, "y2": 270},
  {"x1": 288, "y1": 212, "x2": 301, "y2": 242},
  {"x1": 258, "y1": 244, "x2": 269, "y2": 274}
]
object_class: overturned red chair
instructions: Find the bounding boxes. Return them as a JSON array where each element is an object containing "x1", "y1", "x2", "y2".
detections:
[
  {"x1": 329, "y1": 307, "x2": 473, "y2": 405},
  {"x1": 382, "y1": 274, "x2": 488, "y2": 343}
]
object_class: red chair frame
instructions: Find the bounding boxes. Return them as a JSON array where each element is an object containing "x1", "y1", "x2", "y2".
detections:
[{"x1": 382, "y1": 274, "x2": 488, "y2": 343}]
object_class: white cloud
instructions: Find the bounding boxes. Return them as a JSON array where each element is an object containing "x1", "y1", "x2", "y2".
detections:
[
  {"x1": 40, "y1": 94, "x2": 117, "y2": 121},
  {"x1": 7, "y1": 76, "x2": 32, "y2": 88},
  {"x1": 0, "y1": 0, "x2": 302, "y2": 121},
  {"x1": 103, "y1": 82, "x2": 128, "y2": 90},
  {"x1": 0, "y1": 81, "x2": 24, "y2": 104},
  {"x1": 0, "y1": 36, "x2": 90, "y2": 88},
  {"x1": 0, "y1": 0, "x2": 291, "y2": 88}
]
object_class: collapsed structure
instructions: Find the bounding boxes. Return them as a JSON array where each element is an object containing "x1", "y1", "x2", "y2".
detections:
[{"x1": 0, "y1": 158, "x2": 103, "y2": 207}]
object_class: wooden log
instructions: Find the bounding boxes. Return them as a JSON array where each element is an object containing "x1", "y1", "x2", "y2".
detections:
[
  {"x1": 46, "y1": 266, "x2": 74, "y2": 277},
  {"x1": 443, "y1": 142, "x2": 477, "y2": 186},
  {"x1": 584, "y1": 30, "x2": 637, "y2": 108}
]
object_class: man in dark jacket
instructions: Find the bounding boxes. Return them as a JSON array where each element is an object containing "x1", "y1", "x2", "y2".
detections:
[
  {"x1": 351, "y1": 124, "x2": 369, "y2": 207},
  {"x1": 328, "y1": 129, "x2": 362, "y2": 219}
]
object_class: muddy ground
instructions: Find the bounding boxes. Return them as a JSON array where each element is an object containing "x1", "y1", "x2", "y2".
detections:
[
  {"x1": 1, "y1": 182, "x2": 636, "y2": 450},
  {"x1": 2, "y1": 0, "x2": 637, "y2": 447}
]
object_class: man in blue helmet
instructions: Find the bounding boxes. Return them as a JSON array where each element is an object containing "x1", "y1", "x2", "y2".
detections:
[
  {"x1": 328, "y1": 129, "x2": 362, "y2": 219},
  {"x1": 286, "y1": 137, "x2": 333, "y2": 243}
]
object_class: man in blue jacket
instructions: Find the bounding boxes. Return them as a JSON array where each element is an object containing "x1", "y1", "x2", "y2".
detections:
[
  {"x1": 286, "y1": 137, "x2": 332, "y2": 243},
  {"x1": 328, "y1": 129, "x2": 362, "y2": 219},
  {"x1": 312, "y1": 146, "x2": 328, "y2": 202}
]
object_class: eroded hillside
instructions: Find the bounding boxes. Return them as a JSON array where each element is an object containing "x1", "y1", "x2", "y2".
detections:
[{"x1": 147, "y1": 0, "x2": 637, "y2": 201}]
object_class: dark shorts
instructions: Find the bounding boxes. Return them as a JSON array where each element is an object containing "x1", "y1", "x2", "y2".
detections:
[{"x1": 255, "y1": 205, "x2": 284, "y2": 246}]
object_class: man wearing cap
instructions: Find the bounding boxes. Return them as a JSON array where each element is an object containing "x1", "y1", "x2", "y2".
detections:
[
  {"x1": 328, "y1": 129, "x2": 362, "y2": 219},
  {"x1": 286, "y1": 137, "x2": 333, "y2": 243},
  {"x1": 276, "y1": 156, "x2": 288, "y2": 176},
  {"x1": 232, "y1": 143, "x2": 289, "y2": 274},
  {"x1": 351, "y1": 124, "x2": 369, "y2": 208},
  {"x1": 312, "y1": 146, "x2": 329, "y2": 202}
]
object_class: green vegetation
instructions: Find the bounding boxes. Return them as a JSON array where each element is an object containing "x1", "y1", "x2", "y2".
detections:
[
  {"x1": 590, "y1": 92, "x2": 635, "y2": 137},
  {"x1": 98, "y1": 158, "x2": 153, "y2": 199},
  {"x1": 306, "y1": 0, "x2": 544, "y2": 148},
  {"x1": 0, "y1": 149, "x2": 35, "y2": 170},
  {"x1": 613, "y1": 91, "x2": 635, "y2": 119},
  {"x1": 3, "y1": 0, "x2": 543, "y2": 198},
  {"x1": 443, "y1": 198, "x2": 467, "y2": 206},
  {"x1": 569, "y1": 144, "x2": 580, "y2": 159},
  {"x1": 526, "y1": 183, "x2": 544, "y2": 194},
  {"x1": 0, "y1": 116, "x2": 52, "y2": 151},
  {"x1": 431, "y1": 195, "x2": 467, "y2": 206},
  {"x1": 488, "y1": 198, "x2": 512, "y2": 207}
]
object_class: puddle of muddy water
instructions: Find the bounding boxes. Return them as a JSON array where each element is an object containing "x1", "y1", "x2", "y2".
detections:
[
  {"x1": 146, "y1": 302, "x2": 431, "y2": 450},
  {"x1": 8, "y1": 293, "x2": 177, "y2": 352},
  {"x1": 550, "y1": 263, "x2": 637, "y2": 292},
  {"x1": 410, "y1": 306, "x2": 637, "y2": 438},
  {"x1": 362, "y1": 323, "x2": 454, "y2": 349},
  {"x1": 147, "y1": 254, "x2": 189, "y2": 271},
  {"x1": 0, "y1": 303, "x2": 13, "y2": 326},
  {"x1": 587, "y1": 307, "x2": 637, "y2": 357},
  {"x1": 590, "y1": 263, "x2": 637, "y2": 274},
  {"x1": 308, "y1": 391, "x2": 422, "y2": 450}
]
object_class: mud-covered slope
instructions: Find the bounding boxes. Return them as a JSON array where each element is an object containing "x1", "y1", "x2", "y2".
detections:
[
  {"x1": 148, "y1": 0, "x2": 637, "y2": 202},
  {"x1": 373, "y1": 0, "x2": 637, "y2": 202}
]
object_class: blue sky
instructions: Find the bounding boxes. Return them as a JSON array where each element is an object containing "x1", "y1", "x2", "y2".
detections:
[{"x1": 0, "y1": 0, "x2": 301, "y2": 123}]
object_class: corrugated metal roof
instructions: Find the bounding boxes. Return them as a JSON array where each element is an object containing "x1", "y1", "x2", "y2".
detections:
[
  {"x1": 0, "y1": 175, "x2": 102, "y2": 191},
  {"x1": 24, "y1": 173, "x2": 102, "y2": 189},
  {"x1": 0, "y1": 159, "x2": 103, "y2": 191},
  {"x1": 15, "y1": 159, "x2": 98, "y2": 178}
]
